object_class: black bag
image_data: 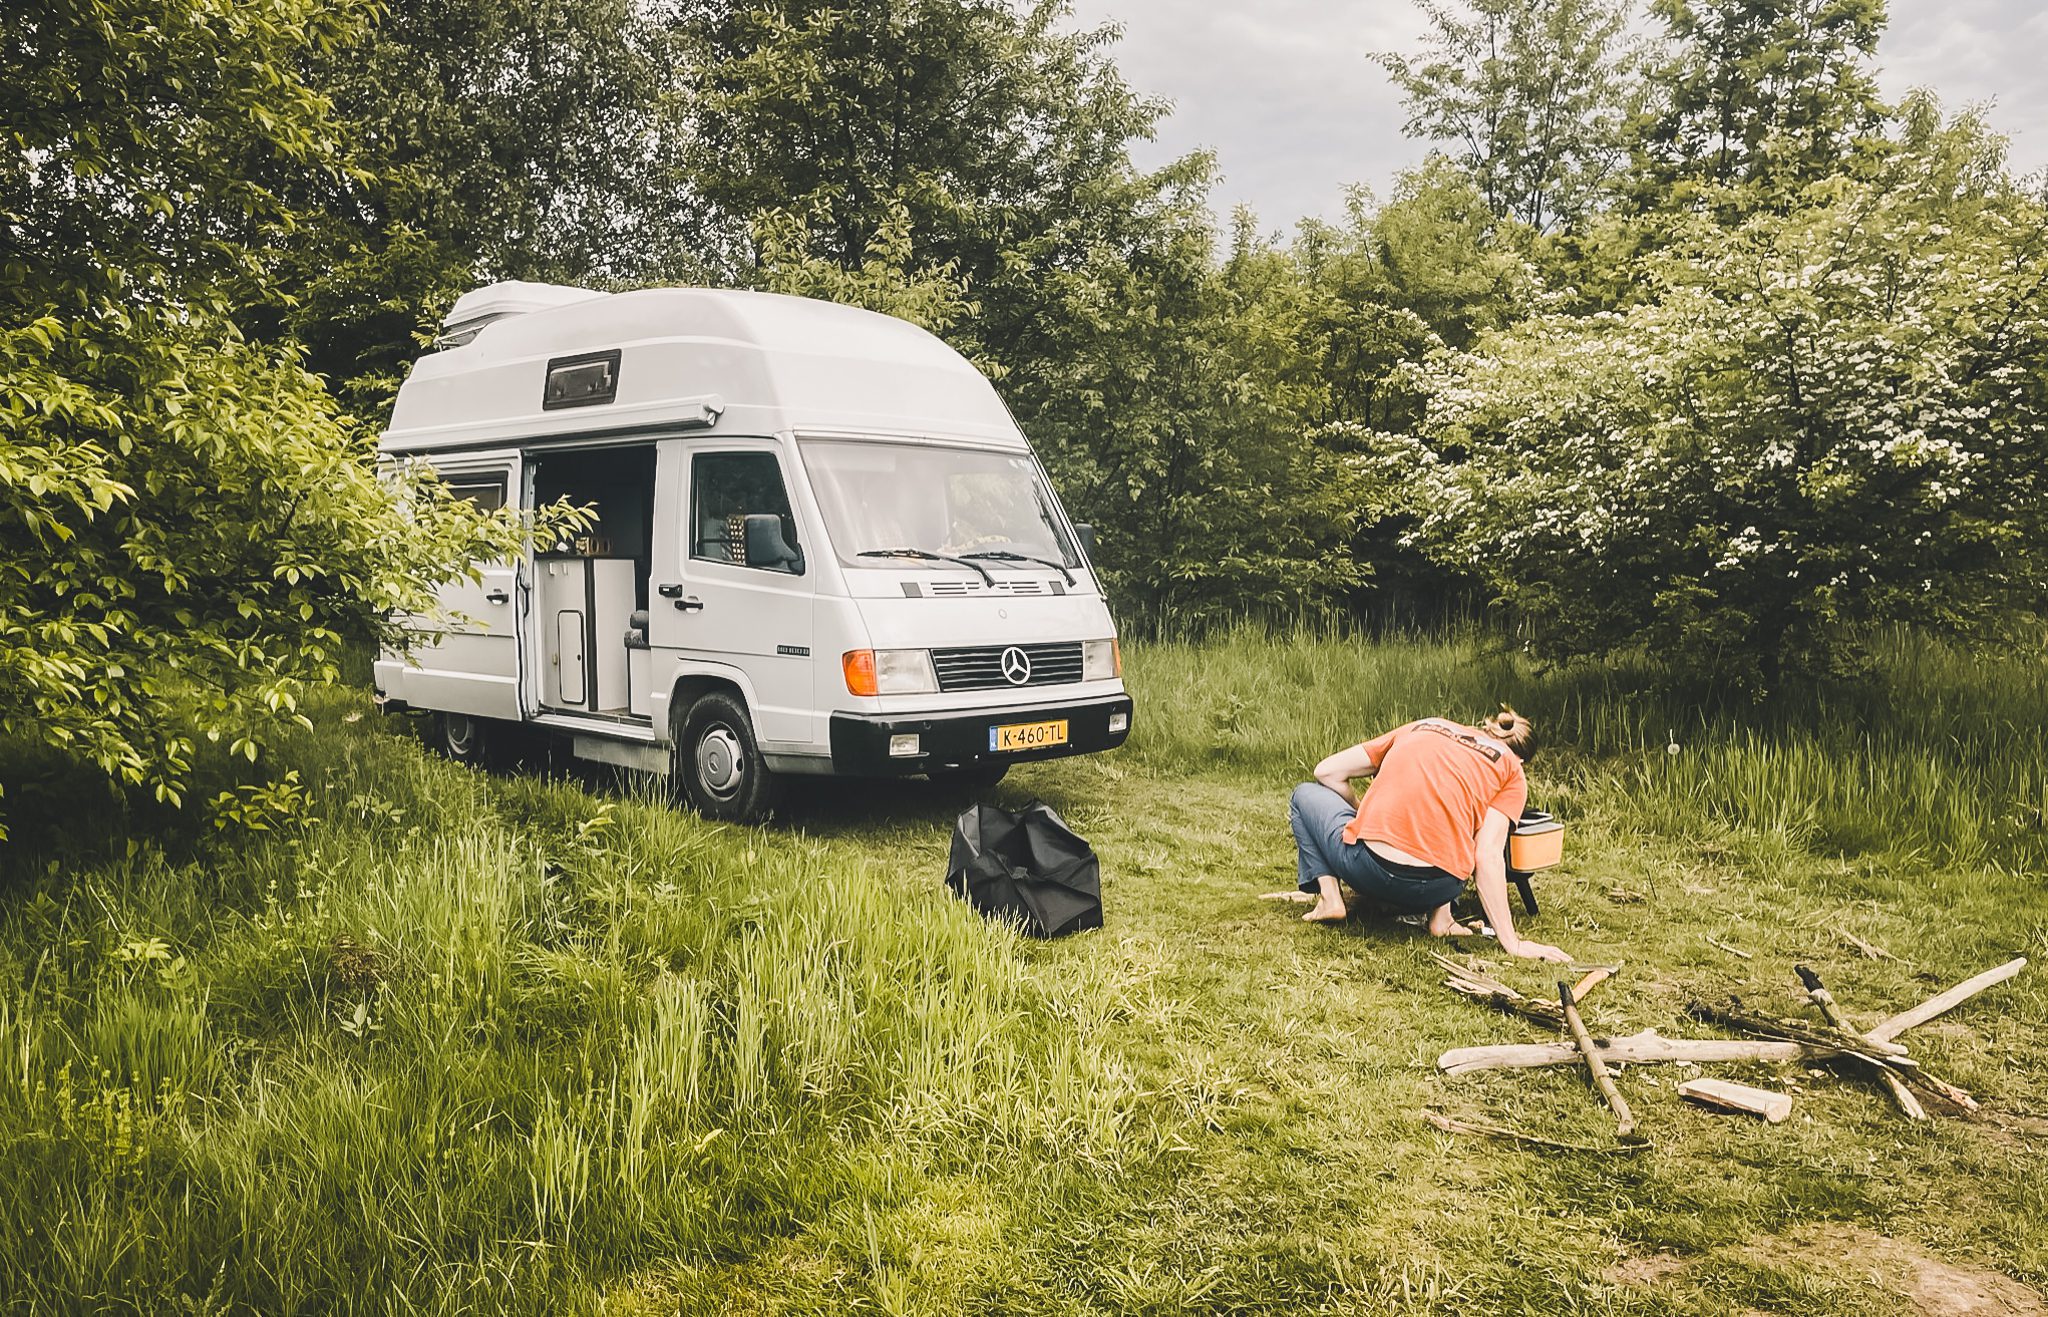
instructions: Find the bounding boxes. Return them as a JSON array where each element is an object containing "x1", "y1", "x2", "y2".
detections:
[{"x1": 946, "y1": 801, "x2": 1103, "y2": 939}]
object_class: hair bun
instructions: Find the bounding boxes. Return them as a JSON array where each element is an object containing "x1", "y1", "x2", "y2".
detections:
[{"x1": 1497, "y1": 714, "x2": 1516, "y2": 730}]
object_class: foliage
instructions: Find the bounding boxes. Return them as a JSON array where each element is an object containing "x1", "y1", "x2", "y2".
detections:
[
  {"x1": 754, "y1": 200, "x2": 983, "y2": 355},
  {"x1": 277, "y1": 0, "x2": 691, "y2": 412},
  {"x1": 1628, "y1": 0, "x2": 1890, "y2": 202},
  {"x1": 0, "y1": 0, "x2": 570, "y2": 833},
  {"x1": 1380, "y1": 100, "x2": 2048, "y2": 690},
  {"x1": 1375, "y1": 0, "x2": 1644, "y2": 232},
  {"x1": 669, "y1": 0, "x2": 1168, "y2": 294},
  {"x1": 0, "y1": 310, "x2": 552, "y2": 819},
  {"x1": 1019, "y1": 213, "x2": 1372, "y2": 632}
]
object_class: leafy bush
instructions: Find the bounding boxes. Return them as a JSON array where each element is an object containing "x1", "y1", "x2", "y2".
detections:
[
  {"x1": 0, "y1": 0, "x2": 557, "y2": 833},
  {"x1": 1382, "y1": 100, "x2": 2048, "y2": 689}
]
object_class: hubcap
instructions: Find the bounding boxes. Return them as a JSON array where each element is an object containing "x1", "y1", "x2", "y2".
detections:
[
  {"x1": 696, "y1": 725, "x2": 745, "y2": 797},
  {"x1": 445, "y1": 714, "x2": 477, "y2": 757}
]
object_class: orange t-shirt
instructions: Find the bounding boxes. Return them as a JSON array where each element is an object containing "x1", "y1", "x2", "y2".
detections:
[{"x1": 1340, "y1": 719, "x2": 1527, "y2": 879}]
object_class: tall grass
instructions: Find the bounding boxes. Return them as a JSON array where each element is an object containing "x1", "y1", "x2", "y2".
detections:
[
  {"x1": 1123, "y1": 626, "x2": 2048, "y2": 872},
  {"x1": 0, "y1": 712, "x2": 1144, "y2": 1312}
]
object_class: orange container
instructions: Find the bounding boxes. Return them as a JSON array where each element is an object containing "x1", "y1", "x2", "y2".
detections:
[{"x1": 1507, "y1": 819, "x2": 1565, "y2": 871}]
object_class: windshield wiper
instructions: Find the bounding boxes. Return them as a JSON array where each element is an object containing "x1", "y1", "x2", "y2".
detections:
[
  {"x1": 958, "y1": 549, "x2": 1076, "y2": 587},
  {"x1": 856, "y1": 547, "x2": 996, "y2": 587}
]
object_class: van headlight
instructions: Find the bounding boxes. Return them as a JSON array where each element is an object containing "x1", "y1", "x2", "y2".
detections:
[
  {"x1": 843, "y1": 649, "x2": 938, "y2": 696},
  {"x1": 1082, "y1": 638, "x2": 1121, "y2": 681}
]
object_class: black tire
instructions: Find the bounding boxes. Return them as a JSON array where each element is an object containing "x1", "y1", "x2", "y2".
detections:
[
  {"x1": 435, "y1": 711, "x2": 493, "y2": 766},
  {"x1": 928, "y1": 763, "x2": 1010, "y2": 792},
  {"x1": 674, "y1": 691, "x2": 780, "y2": 822}
]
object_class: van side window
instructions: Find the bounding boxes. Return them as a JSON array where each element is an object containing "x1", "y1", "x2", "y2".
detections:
[
  {"x1": 443, "y1": 477, "x2": 506, "y2": 511},
  {"x1": 691, "y1": 452, "x2": 802, "y2": 574}
]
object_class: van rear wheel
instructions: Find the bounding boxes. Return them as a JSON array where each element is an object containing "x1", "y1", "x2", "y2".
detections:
[
  {"x1": 436, "y1": 712, "x2": 491, "y2": 766},
  {"x1": 674, "y1": 691, "x2": 780, "y2": 822}
]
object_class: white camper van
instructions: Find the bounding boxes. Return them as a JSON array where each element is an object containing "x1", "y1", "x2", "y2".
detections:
[{"x1": 374, "y1": 281, "x2": 1132, "y2": 819}]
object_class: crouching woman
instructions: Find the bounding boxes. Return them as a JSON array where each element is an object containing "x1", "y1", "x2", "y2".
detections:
[{"x1": 1288, "y1": 708, "x2": 1570, "y2": 963}]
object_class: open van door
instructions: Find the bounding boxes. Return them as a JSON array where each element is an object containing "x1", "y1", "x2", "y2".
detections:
[{"x1": 399, "y1": 451, "x2": 526, "y2": 720}]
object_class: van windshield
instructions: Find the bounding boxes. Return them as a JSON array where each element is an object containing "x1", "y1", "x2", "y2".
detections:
[{"x1": 798, "y1": 439, "x2": 1083, "y2": 570}]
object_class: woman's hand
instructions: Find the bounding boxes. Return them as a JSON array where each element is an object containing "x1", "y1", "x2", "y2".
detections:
[{"x1": 1502, "y1": 937, "x2": 1572, "y2": 963}]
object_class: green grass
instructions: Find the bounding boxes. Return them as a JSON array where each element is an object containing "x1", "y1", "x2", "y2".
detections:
[{"x1": 1, "y1": 630, "x2": 2044, "y2": 1313}]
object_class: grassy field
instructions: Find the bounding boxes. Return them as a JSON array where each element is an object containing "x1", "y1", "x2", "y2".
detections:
[{"x1": 1, "y1": 631, "x2": 2043, "y2": 1314}]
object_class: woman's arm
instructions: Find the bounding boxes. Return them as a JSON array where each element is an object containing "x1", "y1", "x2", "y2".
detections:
[
  {"x1": 1472, "y1": 809, "x2": 1571, "y2": 962},
  {"x1": 1313, "y1": 743, "x2": 1379, "y2": 807}
]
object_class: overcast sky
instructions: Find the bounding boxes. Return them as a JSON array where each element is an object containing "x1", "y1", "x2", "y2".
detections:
[{"x1": 1061, "y1": 0, "x2": 2048, "y2": 230}]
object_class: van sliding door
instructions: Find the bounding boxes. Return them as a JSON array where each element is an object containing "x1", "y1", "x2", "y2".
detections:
[{"x1": 398, "y1": 451, "x2": 525, "y2": 720}]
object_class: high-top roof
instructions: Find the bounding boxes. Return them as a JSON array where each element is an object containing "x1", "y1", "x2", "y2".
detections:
[{"x1": 380, "y1": 284, "x2": 1020, "y2": 454}]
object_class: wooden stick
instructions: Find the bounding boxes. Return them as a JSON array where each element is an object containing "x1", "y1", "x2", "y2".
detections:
[
  {"x1": 1686, "y1": 999, "x2": 1915, "y2": 1067},
  {"x1": 1692, "y1": 997, "x2": 1927, "y2": 1120},
  {"x1": 1867, "y1": 957, "x2": 2028, "y2": 1043},
  {"x1": 1798, "y1": 967, "x2": 1977, "y2": 1110},
  {"x1": 1678, "y1": 1077, "x2": 1793, "y2": 1123},
  {"x1": 1902, "y1": 1068, "x2": 1981, "y2": 1114},
  {"x1": 1559, "y1": 981, "x2": 1637, "y2": 1139},
  {"x1": 1795, "y1": 965, "x2": 1911, "y2": 1057},
  {"x1": 1431, "y1": 952, "x2": 1566, "y2": 1027},
  {"x1": 1439, "y1": 1030, "x2": 1827, "y2": 1075},
  {"x1": 1793, "y1": 965, "x2": 1936, "y2": 1118},
  {"x1": 1422, "y1": 1109, "x2": 1644, "y2": 1155},
  {"x1": 1704, "y1": 935, "x2": 1754, "y2": 960},
  {"x1": 1836, "y1": 928, "x2": 1896, "y2": 961},
  {"x1": 1571, "y1": 965, "x2": 1621, "y2": 1002}
]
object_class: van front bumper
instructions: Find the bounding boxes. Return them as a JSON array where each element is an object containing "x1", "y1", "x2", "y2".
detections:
[{"x1": 829, "y1": 694, "x2": 1134, "y2": 775}]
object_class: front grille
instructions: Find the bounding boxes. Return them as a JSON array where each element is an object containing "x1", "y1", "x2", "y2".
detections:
[
  {"x1": 931, "y1": 642, "x2": 1085, "y2": 692},
  {"x1": 928, "y1": 579, "x2": 1052, "y2": 597}
]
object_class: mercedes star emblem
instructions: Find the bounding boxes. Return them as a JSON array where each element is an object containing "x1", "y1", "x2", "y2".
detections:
[{"x1": 1000, "y1": 646, "x2": 1032, "y2": 685}]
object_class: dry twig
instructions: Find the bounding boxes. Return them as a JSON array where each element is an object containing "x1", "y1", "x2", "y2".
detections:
[{"x1": 1422, "y1": 1109, "x2": 1643, "y2": 1154}]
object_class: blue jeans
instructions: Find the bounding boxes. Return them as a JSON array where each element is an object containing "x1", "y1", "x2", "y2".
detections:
[{"x1": 1289, "y1": 782, "x2": 1465, "y2": 914}]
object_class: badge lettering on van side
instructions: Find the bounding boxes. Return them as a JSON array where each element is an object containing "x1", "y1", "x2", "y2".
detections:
[{"x1": 776, "y1": 645, "x2": 811, "y2": 657}]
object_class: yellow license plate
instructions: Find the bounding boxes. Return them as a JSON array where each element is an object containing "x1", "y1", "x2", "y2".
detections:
[{"x1": 990, "y1": 719, "x2": 1068, "y2": 752}]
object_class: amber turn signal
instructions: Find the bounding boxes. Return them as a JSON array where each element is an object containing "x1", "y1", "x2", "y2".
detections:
[{"x1": 842, "y1": 649, "x2": 878, "y2": 696}]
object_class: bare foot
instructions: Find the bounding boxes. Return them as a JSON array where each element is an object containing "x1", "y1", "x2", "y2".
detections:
[
  {"x1": 1302, "y1": 875, "x2": 1347, "y2": 922},
  {"x1": 1426, "y1": 903, "x2": 1473, "y2": 937}
]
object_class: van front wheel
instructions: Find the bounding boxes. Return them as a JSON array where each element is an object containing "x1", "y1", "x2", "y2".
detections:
[{"x1": 675, "y1": 692, "x2": 779, "y2": 822}]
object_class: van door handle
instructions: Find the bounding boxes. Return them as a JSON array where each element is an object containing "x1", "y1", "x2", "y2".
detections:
[
  {"x1": 485, "y1": 589, "x2": 509, "y2": 605},
  {"x1": 674, "y1": 596, "x2": 704, "y2": 613},
  {"x1": 657, "y1": 583, "x2": 683, "y2": 598}
]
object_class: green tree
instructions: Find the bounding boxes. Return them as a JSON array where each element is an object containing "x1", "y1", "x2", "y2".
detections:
[
  {"x1": 1629, "y1": 0, "x2": 1889, "y2": 201},
  {"x1": 1375, "y1": 0, "x2": 1643, "y2": 231},
  {"x1": 670, "y1": 0, "x2": 1163, "y2": 276},
  {"x1": 754, "y1": 201, "x2": 984, "y2": 358},
  {"x1": 1024, "y1": 212, "x2": 1368, "y2": 631},
  {"x1": 1384, "y1": 99, "x2": 2048, "y2": 690},
  {"x1": 1, "y1": 0, "x2": 557, "y2": 833},
  {"x1": 277, "y1": 0, "x2": 690, "y2": 411},
  {"x1": 1291, "y1": 165, "x2": 1539, "y2": 625},
  {"x1": 665, "y1": 0, "x2": 1190, "y2": 423}
]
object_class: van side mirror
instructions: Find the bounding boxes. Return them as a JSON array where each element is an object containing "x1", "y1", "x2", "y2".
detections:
[
  {"x1": 1074, "y1": 522, "x2": 1099, "y2": 558},
  {"x1": 743, "y1": 513, "x2": 803, "y2": 573}
]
